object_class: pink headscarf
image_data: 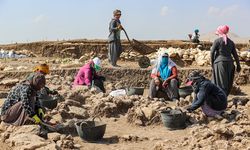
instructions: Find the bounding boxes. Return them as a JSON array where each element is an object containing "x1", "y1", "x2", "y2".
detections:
[{"x1": 215, "y1": 25, "x2": 229, "y2": 45}]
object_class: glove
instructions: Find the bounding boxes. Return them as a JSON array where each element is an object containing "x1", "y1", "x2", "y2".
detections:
[
  {"x1": 38, "y1": 108, "x2": 45, "y2": 119},
  {"x1": 32, "y1": 114, "x2": 42, "y2": 124},
  {"x1": 236, "y1": 65, "x2": 241, "y2": 73}
]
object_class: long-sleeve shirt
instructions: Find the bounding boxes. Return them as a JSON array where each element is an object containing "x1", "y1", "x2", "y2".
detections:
[
  {"x1": 73, "y1": 63, "x2": 97, "y2": 87},
  {"x1": 211, "y1": 37, "x2": 240, "y2": 67},
  {"x1": 108, "y1": 18, "x2": 121, "y2": 42},
  {"x1": 1, "y1": 83, "x2": 41, "y2": 116},
  {"x1": 189, "y1": 80, "x2": 227, "y2": 111}
]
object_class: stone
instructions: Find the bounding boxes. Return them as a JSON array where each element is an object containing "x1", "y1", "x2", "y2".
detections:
[
  {"x1": 52, "y1": 113, "x2": 63, "y2": 123},
  {"x1": 65, "y1": 99, "x2": 81, "y2": 107},
  {"x1": 6, "y1": 133, "x2": 50, "y2": 150},
  {"x1": 36, "y1": 143, "x2": 60, "y2": 150},
  {"x1": 141, "y1": 107, "x2": 156, "y2": 120},
  {"x1": 11, "y1": 125, "x2": 40, "y2": 136},
  {"x1": 74, "y1": 144, "x2": 81, "y2": 149},
  {"x1": 0, "y1": 78, "x2": 19, "y2": 86},
  {"x1": 68, "y1": 106, "x2": 88, "y2": 118},
  {"x1": 48, "y1": 133, "x2": 61, "y2": 142}
]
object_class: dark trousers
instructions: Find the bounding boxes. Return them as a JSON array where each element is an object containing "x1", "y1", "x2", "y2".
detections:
[{"x1": 93, "y1": 78, "x2": 106, "y2": 93}]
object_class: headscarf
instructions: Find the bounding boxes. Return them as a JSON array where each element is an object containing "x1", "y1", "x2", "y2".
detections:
[
  {"x1": 215, "y1": 25, "x2": 229, "y2": 45},
  {"x1": 28, "y1": 72, "x2": 46, "y2": 91},
  {"x1": 152, "y1": 52, "x2": 176, "y2": 80},
  {"x1": 186, "y1": 70, "x2": 205, "y2": 92},
  {"x1": 92, "y1": 57, "x2": 101, "y2": 72},
  {"x1": 33, "y1": 64, "x2": 50, "y2": 74},
  {"x1": 194, "y1": 29, "x2": 199, "y2": 33}
]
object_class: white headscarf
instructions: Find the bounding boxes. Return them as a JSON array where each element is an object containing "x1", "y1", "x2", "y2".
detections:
[{"x1": 151, "y1": 52, "x2": 176, "y2": 74}]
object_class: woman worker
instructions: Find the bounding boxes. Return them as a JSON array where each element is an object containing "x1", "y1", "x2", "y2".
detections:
[
  {"x1": 149, "y1": 52, "x2": 179, "y2": 101},
  {"x1": 211, "y1": 25, "x2": 241, "y2": 96}
]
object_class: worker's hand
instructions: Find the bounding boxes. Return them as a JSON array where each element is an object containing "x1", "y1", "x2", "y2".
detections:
[
  {"x1": 118, "y1": 24, "x2": 123, "y2": 30},
  {"x1": 162, "y1": 79, "x2": 170, "y2": 88},
  {"x1": 236, "y1": 65, "x2": 241, "y2": 73},
  {"x1": 154, "y1": 78, "x2": 160, "y2": 86},
  {"x1": 32, "y1": 114, "x2": 42, "y2": 124},
  {"x1": 51, "y1": 90, "x2": 58, "y2": 95},
  {"x1": 38, "y1": 108, "x2": 45, "y2": 119}
]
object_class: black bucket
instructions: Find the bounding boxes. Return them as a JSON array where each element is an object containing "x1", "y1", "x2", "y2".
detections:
[
  {"x1": 75, "y1": 117, "x2": 106, "y2": 141},
  {"x1": 39, "y1": 95, "x2": 58, "y2": 110},
  {"x1": 161, "y1": 107, "x2": 187, "y2": 130},
  {"x1": 179, "y1": 86, "x2": 193, "y2": 98}
]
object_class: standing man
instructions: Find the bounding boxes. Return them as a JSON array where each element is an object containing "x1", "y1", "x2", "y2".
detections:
[{"x1": 108, "y1": 9, "x2": 123, "y2": 67}]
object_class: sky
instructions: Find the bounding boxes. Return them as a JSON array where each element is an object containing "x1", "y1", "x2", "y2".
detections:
[{"x1": 0, "y1": 0, "x2": 249, "y2": 44}]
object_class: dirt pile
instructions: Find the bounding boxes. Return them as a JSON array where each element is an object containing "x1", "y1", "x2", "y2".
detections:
[{"x1": 153, "y1": 96, "x2": 250, "y2": 150}]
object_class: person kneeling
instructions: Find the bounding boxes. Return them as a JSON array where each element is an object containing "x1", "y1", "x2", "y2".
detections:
[
  {"x1": 1, "y1": 73, "x2": 46, "y2": 126},
  {"x1": 185, "y1": 71, "x2": 227, "y2": 117},
  {"x1": 73, "y1": 57, "x2": 106, "y2": 93},
  {"x1": 149, "y1": 53, "x2": 179, "y2": 101}
]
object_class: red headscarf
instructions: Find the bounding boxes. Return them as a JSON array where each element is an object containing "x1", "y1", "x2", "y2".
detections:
[{"x1": 215, "y1": 25, "x2": 229, "y2": 45}]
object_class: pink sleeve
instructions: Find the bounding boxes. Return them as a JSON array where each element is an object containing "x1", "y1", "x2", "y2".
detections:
[
  {"x1": 73, "y1": 68, "x2": 85, "y2": 86},
  {"x1": 84, "y1": 68, "x2": 92, "y2": 86}
]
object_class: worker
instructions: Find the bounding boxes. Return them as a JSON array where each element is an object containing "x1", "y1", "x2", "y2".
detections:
[
  {"x1": 211, "y1": 25, "x2": 241, "y2": 96},
  {"x1": 108, "y1": 9, "x2": 123, "y2": 67},
  {"x1": 189, "y1": 29, "x2": 200, "y2": 43},
  {"x1": 149, "y1": 52, "x2": 179, "y2": 101},
  {"x1": 185, "y1": 71, "x2": 227, "y2": 117},
  {"x1": 1, "y1": 73, "x2": 46, "y2": 125},
  {"x1": 27, "y1": 64, "x2": 58, "y2": 96},
  {"x1": 73, "y1": 57, "x2": 106, "y2": 93}
]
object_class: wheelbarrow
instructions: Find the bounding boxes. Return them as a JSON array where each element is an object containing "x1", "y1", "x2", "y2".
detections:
[{"x1": 123, "y1": 29, "x2": 156, "y2": 68}]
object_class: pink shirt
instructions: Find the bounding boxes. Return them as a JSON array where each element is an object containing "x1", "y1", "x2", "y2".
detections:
[{"x1": 73, "y1": 63, "x2": 96, "y2": 87}]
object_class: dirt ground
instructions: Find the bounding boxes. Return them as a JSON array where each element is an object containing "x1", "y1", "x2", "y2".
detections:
[{"x1": 0, "y1": 56, "x2": 249, "y2": 150}]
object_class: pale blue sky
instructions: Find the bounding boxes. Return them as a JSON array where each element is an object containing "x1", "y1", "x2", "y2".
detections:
[{"x1": 0, "y1": 0, "x2": 249, "y2": 44}]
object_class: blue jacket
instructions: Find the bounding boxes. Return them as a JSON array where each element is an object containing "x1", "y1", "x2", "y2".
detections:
[{"x1": 189, "y1": 79, "x2": 227, "y2": 111}]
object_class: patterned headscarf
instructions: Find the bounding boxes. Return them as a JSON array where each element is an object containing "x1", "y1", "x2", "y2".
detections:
[
  {"x1": 215, "y1": 25, "x2": 229, "y2": 45},
  {"x1": 28, "y1": 72, "x2": 46, "y2": 91}
]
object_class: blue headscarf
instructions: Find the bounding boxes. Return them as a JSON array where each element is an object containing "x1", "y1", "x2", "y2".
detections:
[{"x1": 159, "y1": 56, "x2": 172, "y2": 80}]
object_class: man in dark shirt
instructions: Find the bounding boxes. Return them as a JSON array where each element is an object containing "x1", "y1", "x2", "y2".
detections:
[{"x1": 186, "y1": 70, "x2": 227, "y2": 117}]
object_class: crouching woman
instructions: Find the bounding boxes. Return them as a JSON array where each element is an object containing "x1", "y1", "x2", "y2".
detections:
[
  {"x1": 73, "y1": 57, "x2": 106, "y2": 93},
  {"x1": 1, "y1": 73, "x2": 46, "y2": 125},
  {"x1": 185, "y1": 71, "x2": 227, "y2": 117}
]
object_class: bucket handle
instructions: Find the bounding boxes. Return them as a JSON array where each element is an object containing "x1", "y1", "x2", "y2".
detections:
[
  {"x1": 174, "y1": 108, "x2": 186, "y2": 116},
  {"x1": 80, "y1": 121, "x2": 88, "y2": 129},
  {"x1": 92, "y1": 116, "x2": 102, "y2": 122},
  {"x1": 165, "y1": 107, "x2": 172, "y2": 111}
]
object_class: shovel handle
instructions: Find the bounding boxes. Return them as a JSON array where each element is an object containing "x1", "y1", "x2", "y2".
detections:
[
  {"x1": 27, "y1": 117, "x2": 57, "y2": 131},
  {"x1": 122, "y1": 29, "x2": 132, "y2": 45}
]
